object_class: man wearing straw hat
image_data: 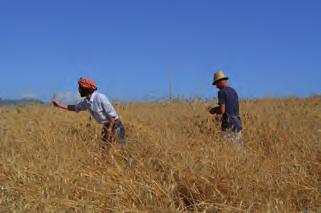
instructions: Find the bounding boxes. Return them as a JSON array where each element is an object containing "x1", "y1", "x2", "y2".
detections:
[
  {"x1": 52, "y1": 77, "x2": 126, "y2": 144},
  {"x1": 208, "y1": 71, "x2": 243, "y2": 146}
]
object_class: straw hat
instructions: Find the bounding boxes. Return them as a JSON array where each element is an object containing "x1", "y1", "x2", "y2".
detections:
[{"x1": 212, "y1": 71, "x2": 229, "y2": 85}]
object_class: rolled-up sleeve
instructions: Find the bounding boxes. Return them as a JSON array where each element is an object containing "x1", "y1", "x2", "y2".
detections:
[
  {"x1": 100, "y1": 94, "x2": 118, "y2": 118},
  {"x1": 74, "y1": 100, "x2": 87, "y2": 112}
]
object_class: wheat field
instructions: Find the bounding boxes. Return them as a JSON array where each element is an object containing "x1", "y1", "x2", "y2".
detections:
[{"x1": 0, "y1": 97, "x2": 320, "y2": 212}]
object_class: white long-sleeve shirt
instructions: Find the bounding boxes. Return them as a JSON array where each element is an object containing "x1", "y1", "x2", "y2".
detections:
[{"x1": 75, "y1": 91, "x2": 119, "y2": 124}]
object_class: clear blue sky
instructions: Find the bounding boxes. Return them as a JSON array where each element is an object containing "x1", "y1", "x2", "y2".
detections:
[{"x1": 0, "y1": 0, "x2": 320, "y2": 101}]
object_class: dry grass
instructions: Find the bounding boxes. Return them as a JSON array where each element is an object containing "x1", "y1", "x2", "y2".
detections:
[{"x1": 0, "y1": 97, "x2": 321, "y2": 212}]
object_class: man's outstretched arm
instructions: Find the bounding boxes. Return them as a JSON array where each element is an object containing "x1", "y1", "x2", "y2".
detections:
[{"x1": 52, "y1": 100, "x2": 76, "y2": 111}]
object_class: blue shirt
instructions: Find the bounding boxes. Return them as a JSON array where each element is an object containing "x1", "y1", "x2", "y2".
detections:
[
  {"x1": 75, "y1": 91, "x2": 119, "y2": 124},
  {"x1": 218, "y1": 87, "x2": 242, "y2": 132}
]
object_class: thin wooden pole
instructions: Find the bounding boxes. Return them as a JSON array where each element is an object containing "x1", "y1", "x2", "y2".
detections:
[{"x1": 169, "y1": 65, "x2": 173, "y2": 100}]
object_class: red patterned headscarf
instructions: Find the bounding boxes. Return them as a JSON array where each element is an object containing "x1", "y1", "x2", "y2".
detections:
[{"x1": 78, "y1": 77, "x2": 97, "y2": 90}]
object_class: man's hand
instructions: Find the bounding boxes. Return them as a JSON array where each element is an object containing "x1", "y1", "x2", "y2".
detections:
[
  {"x1": 52, "y1": 100, "x2": 59, "y2": 108},
  {"x1": 51, "y1": 100, "x2": 74, "y2": 111},
  {"x1": 208, "y1": 105, "x2": 225, "y2": 115},
  {"x1": 207, "y1": 106, "x2": 215, "y2": 114},
  {"x1": 104, "y1": 128, "x2": 113, "y2": 143},
  {"x1": 106, "y1": 129, "x2": 113, "y2": 142}
]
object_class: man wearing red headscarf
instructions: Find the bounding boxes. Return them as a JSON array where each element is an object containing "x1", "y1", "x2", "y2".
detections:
[{"x1": 52, "y1": 77, "x2": 126, "y2": 144}]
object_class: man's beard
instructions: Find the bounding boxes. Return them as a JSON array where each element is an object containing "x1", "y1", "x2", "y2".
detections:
[
  {"x1": 79, "y1": 88, "x2": 87, "y2": 97},
  {"x1": 80, "y1": 92, "x2": 86, "y2": 97}
]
